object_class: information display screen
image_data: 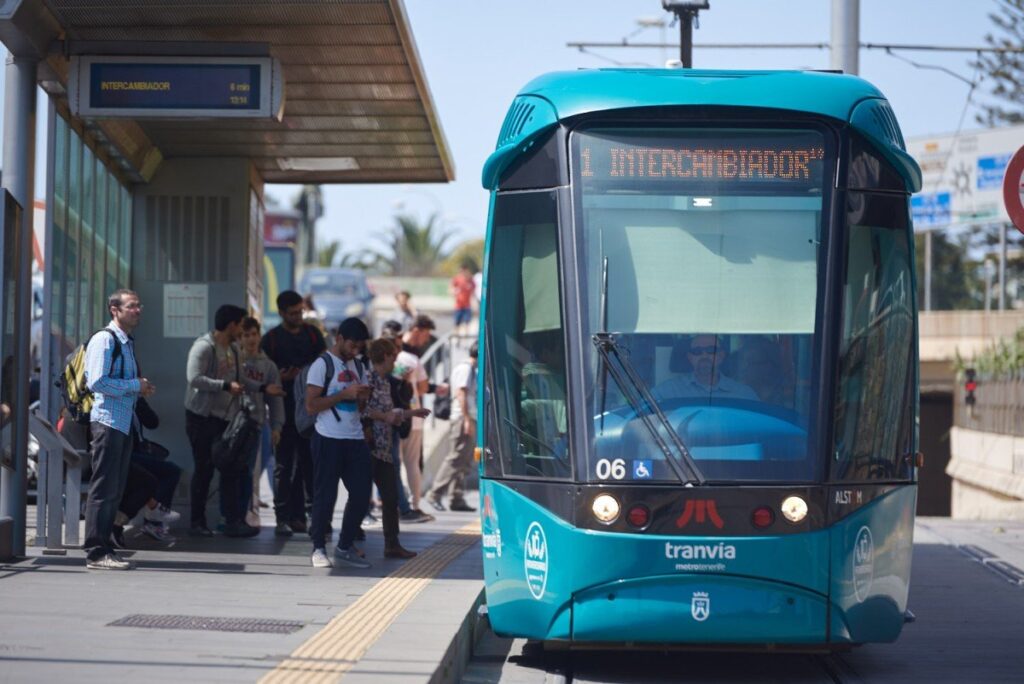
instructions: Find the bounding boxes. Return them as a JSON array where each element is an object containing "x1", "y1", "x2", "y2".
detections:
[
  {"x1": 89, "y1": 62, "x2": 262, "y2": 111},
  {"x1": 576, "y1": 129, "x2": 827, "y2": 189}
]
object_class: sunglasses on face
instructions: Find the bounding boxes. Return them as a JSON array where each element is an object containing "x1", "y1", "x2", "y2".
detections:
[{"x1": 688, "y1": 345, "x2": 720, "y2": 356}]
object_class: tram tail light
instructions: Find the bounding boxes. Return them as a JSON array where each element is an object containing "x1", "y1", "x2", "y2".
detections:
[
  {"x1": 592, "y1": 494, "x2": 620, "y2": 524},
  {"x1": 627, "y1": 504, "x2": 651, "y2": 529},
  {"x1": 752, "y1": 506, "x2": 775, "y2": 529}
]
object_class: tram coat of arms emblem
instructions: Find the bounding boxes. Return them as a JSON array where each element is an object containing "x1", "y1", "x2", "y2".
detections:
[{"x1": 691, "y1": 591, "x2": 710, "y2": 622}]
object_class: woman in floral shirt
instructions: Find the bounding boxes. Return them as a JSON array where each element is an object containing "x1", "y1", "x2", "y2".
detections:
[{"x1": 365, "y1": 338, "x2": 429, "y2": 559}]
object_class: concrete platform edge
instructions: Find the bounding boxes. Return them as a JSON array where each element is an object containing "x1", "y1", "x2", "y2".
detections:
[{"x1": 429, "y1": 587, "x2": 486, "y2": 684}]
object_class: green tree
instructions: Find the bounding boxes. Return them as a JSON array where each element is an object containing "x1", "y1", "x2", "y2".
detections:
[
  {"x1": 440, "y1": 238, "x2": 485, "y2": 276},
  {"x1": 915, "y1": 231, "x2": 983, "y2": 310},
  {"x1": 317, "y1": 239, "x2": 341, "y2": 267},
  {"x1": 362, "y1": 213, "x2": 454, "y2": 276},
  {"x1": 971, "y1": 0, "x2": 1024, "y2": 127}
]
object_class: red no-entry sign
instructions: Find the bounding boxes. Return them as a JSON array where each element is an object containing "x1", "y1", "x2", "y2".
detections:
[{"x1": 1005, "y1": 144, "x2": 1024, "y2": 235}]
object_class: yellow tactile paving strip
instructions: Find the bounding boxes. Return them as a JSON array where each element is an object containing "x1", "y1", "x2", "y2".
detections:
[{"x1": 260, "y1": 521, "x2": 481, "y2": 684}]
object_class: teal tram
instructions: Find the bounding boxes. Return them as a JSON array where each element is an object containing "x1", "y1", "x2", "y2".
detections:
[{"x1": 476, "y1": 68, "x2": 922, "y2": 649}]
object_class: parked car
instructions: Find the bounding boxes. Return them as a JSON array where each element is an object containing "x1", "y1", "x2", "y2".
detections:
[{"x1": 297, "y1": 268, "x2": 375, "y2": 334}]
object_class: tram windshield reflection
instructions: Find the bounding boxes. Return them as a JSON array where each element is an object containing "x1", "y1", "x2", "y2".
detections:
[{"x1": 574, "y1": 127, "x2": 831, "y2": 484}]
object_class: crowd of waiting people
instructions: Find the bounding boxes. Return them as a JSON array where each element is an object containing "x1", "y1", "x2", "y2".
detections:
[{"x1": 72, "y1": 288, "x2": 477, "y2": 571}]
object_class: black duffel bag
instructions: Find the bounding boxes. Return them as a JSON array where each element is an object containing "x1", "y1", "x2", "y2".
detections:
[{"x1": 211, "y1": 396, "x2": 260, "y2": 473}]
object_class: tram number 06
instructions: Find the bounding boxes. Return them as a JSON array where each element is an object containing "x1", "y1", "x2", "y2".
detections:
[{"x1": 595, "y1": 458, "x2": 626, "y2": 480}]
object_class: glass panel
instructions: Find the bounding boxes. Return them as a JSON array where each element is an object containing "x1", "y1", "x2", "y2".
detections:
[
  {"x1": 485, "y1": 191, "x2": 571, "y2": 479},
  {"x1": 120, "y1": 185, "x2": 131, "y2": 284},
  {"x1": 66, "y1": 129, "x2": 82, "y2": 345},
  {"x1": 80, "y1": 144, "x2": 95, "y2": 336},
  {"x1": 93, "y1": 157, "x2": 108, "y2": 327},
  {"x1": 832, "y1": 192, "x2": 915, "y2": 481},
  {"x1": 50, "y1": 116, "x2": 68, "y2": 362},
  {"x1": 573, "y1": 127, "x2": 829, "y2": 483}
]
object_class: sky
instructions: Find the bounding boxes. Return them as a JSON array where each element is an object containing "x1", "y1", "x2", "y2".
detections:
[{"x1": 8, "y1": 0, "x2": 1010, "y2": 257}]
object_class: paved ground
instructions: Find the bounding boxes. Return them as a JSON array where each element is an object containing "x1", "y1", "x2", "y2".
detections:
[
  {"x1": 0, "y1": 492, "x2": 483, "y2": 684},
  {"x1": 462, "y1": 517, "x2": 1024, "y2": 684}
]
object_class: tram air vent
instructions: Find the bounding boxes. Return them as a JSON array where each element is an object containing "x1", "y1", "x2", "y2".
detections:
[
  {"x1": 497, "y1": 98, "x2": 537, "y2": 147},
  {"x1": 866, "y1": 101, "x2": 906, "y2": 150}
]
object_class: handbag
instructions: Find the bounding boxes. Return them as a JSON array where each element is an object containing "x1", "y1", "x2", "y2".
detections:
[
  {"x1": 211, "y1": 396, "x2": 261, "y2": 473},
  {"x1": 135, "y1": 438, "x2": 170, "y2": 461},
  {"x1": 432, "y1": 391, "x2": 452, "y2": 421}
]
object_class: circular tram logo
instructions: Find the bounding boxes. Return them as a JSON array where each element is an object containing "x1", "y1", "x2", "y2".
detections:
[
  {"x1": 524, "y1": 521, "x2": 549, "y2": 600},
  {"x1": 853, "y1": 526, "x2": 874, "y2": 603}
]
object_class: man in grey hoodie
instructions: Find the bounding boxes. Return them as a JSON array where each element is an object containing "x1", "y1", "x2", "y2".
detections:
[{"x1": 184, "y1": 305, "x2": 282, "y2": 537}]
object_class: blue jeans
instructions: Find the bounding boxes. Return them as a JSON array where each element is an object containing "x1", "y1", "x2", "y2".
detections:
[{"x1": 310, "y1": 433, "x2": 372, "y2": 551}]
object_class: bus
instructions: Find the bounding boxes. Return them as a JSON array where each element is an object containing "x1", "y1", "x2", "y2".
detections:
[{"x1": 478, "y1": 68, "x2": 921, "y2": 648}]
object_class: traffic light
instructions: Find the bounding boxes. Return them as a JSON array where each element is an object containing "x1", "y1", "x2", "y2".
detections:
[{"x1": 965, "y1": 368, "x2": 977, "y2": 407}]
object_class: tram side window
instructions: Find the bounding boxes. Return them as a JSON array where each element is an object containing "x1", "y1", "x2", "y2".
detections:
[
  {"x1": 485, "y1": 191, "x2": 572, "y2": 479},
  {"x1": 833, "y1": 191, "x2": 916, "y2": 481}
]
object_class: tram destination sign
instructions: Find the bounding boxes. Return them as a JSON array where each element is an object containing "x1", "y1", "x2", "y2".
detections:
[
  {"x1": 576, "y1": 131, "x2": 826, "y2": 187},
  {"x1": 68, "y1": 56, "x2": 283, "y2": 119}
]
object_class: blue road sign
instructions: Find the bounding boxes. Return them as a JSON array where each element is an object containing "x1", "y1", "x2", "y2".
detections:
[
  {"x1": 978, "y1": 154, "x2": 1011, "y2": 190},
  {"x1": 912, "y1": 191, "x2": 952, "y2": 228}
]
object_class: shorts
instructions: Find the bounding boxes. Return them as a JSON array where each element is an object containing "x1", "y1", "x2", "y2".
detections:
[{"x1": 454, "y1": 307, "x2": 472, "y2": 326}]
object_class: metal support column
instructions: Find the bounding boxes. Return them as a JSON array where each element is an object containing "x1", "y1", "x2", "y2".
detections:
[
  {"x1": 0, "y1": 54, "x2": 37, "y2": 558},
  {"x1": 998, "y1": 222, "x2": 1007, "y2": 311},
  {"x1": 924, "y1": 230, "x2": 933, "y2": 311},
  {"x1": 830, "y1": 0, "x2": 860, "y2": 75}
]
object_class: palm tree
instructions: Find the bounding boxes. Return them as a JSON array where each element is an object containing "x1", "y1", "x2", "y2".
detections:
[{"x1": 362, "y1": 212, "x2": 455, "y2": 276}]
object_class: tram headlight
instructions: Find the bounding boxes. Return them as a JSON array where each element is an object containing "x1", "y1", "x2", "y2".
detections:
[
  {"x1": 592, "y1": 494, "x2": 621, "y2": 524},
  {"x1": 780, "y1": 496, "x2": 808, "y2": 523}
]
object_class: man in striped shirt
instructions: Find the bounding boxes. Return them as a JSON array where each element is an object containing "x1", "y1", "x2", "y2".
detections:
[{"x1": 83, "y1": 289, "x2": 156, "y2": 570}]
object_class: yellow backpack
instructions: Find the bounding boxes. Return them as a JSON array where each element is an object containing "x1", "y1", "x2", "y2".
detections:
[{"x1": 56, "y1": 329, "x2": 122, "y2": 424}]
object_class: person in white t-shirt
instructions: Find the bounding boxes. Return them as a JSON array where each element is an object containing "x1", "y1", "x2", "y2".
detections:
[
  {"x1": 304, "y1": 317, "x2": 373, "y2": 569},
  {"x1": 427, "y1": 341, "x2": 477, "y2": 512}
]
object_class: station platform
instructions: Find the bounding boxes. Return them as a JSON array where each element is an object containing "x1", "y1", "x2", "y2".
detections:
[{"x1": 0, "y1": 492, "x2": 484, "y2": 684}]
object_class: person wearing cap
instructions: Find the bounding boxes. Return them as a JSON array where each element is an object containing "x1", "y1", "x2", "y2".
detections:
[{"x1": 305, "y1": 317, "x2": 374, "y2": 569}]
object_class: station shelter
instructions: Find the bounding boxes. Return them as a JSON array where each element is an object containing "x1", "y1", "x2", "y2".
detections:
[{"x1": 0, "y1": 0, "x2": 453, "y2": 557}]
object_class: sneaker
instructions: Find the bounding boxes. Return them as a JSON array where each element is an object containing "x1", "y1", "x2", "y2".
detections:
[
  {"x1": 245, "y1": 510, "x2": 261, "y2": 528},
  {"x1": 274, "y1": 521, "x2": 294, "y2": 537},
  {"x1": 189, "y1": 525, "x2": 214, "y2": 537},
  {"x1": 449, "y1": 500, "x2": 476, "y2": 512},
  {"x1": 333, "y1": 546, "x2": 372, "y2": 569},
  {"x1": 289, "y1": 519, "x2": 308, "y2": 534},
  {"x1": 426, "y1": 496, "x2": 445, "y2": 512},
  {"x1": 311, "y1": 548, "x2": 333, "y2": 568},
  {"x1": 86, "y1": 552, "x2": 134, "y2": 571},
  {"x1": 141, "y1": 521, "x2": 175, "y2": 543},
  {"x1": 144, "y1": 505, "x2": 181, "y2": 525},
  {"x1": 224, "y1": 522, "x2": 260, "y2": 538},
  {"x1": 400, "y1": 509, "x2": 434, "y2": 524},
  {"x1": 110, "y1": 525, "x2": 127, "y2": 550},
  {"x1": 363, "y1": 512, "x2": 382, "y2": 528}
]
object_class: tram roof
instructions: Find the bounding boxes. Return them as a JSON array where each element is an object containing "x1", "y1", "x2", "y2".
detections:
[
  {"x1": 1, "y1": 0, "x2": 453, "y2": 185},
  {"x1": 483, "y1": 68, "x2": 921, "y2": 192}
]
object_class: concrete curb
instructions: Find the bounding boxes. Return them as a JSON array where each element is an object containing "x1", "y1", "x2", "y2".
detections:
[{"x1": 429, "y1": 588, "x2": 486, "y2": 684}]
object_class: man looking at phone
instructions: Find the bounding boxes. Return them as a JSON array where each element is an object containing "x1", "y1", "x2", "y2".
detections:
[
  {"x1": 305, "y1": 317, "x2": 373, "y2": 569},
  {"x1": 261, "y1": 290, "x2": 327, "y2": 537}
]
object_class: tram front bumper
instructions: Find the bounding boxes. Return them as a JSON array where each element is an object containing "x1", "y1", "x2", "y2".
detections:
[{"x1": 571, "y1": 573, "x2": 828, "y2": 644}]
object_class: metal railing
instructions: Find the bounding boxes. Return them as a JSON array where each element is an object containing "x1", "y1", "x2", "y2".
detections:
[{"x1": 954, "y1": 379, "x2": 1024, "y2": 438}]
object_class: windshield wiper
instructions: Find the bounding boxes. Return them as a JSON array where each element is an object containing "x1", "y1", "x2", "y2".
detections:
[
  {"x1": 592, "y1": 332, "x2": 706, "y2": 486},
  {"x1": 502, "y1": 417, "x2": 559, "y2": 458}
]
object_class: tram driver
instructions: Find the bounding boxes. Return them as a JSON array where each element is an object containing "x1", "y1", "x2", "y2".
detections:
[{"x1": 652, "y1": 334, "x2": 758, "y2": 402}]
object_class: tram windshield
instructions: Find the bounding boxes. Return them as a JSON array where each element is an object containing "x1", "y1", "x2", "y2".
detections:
[{"x1": 573, "y1": 127, "x2": 830, "y2": 483}]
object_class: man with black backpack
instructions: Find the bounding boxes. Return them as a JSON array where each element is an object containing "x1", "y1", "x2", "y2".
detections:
[
  {"x1": 82, "y1": 289, "x2": 156, "y2": 570},
  {"x1": 260, "y1": 290, "x2": 326, "y2": 537}
]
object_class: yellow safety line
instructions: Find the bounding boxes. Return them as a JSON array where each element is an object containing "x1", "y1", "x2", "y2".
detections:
[{"x1": 260, "y1": 522, "x2": 481, "y2": 684}]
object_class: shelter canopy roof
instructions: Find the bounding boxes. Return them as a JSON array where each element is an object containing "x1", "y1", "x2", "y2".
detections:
[{"x1": 36, "y1": 0, "x2": 453, "y2": 184}]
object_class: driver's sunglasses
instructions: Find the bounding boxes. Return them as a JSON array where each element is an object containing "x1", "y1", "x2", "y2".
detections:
[{"x1": 688, "y1": 345, "x2": 719, "y2": 356}]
